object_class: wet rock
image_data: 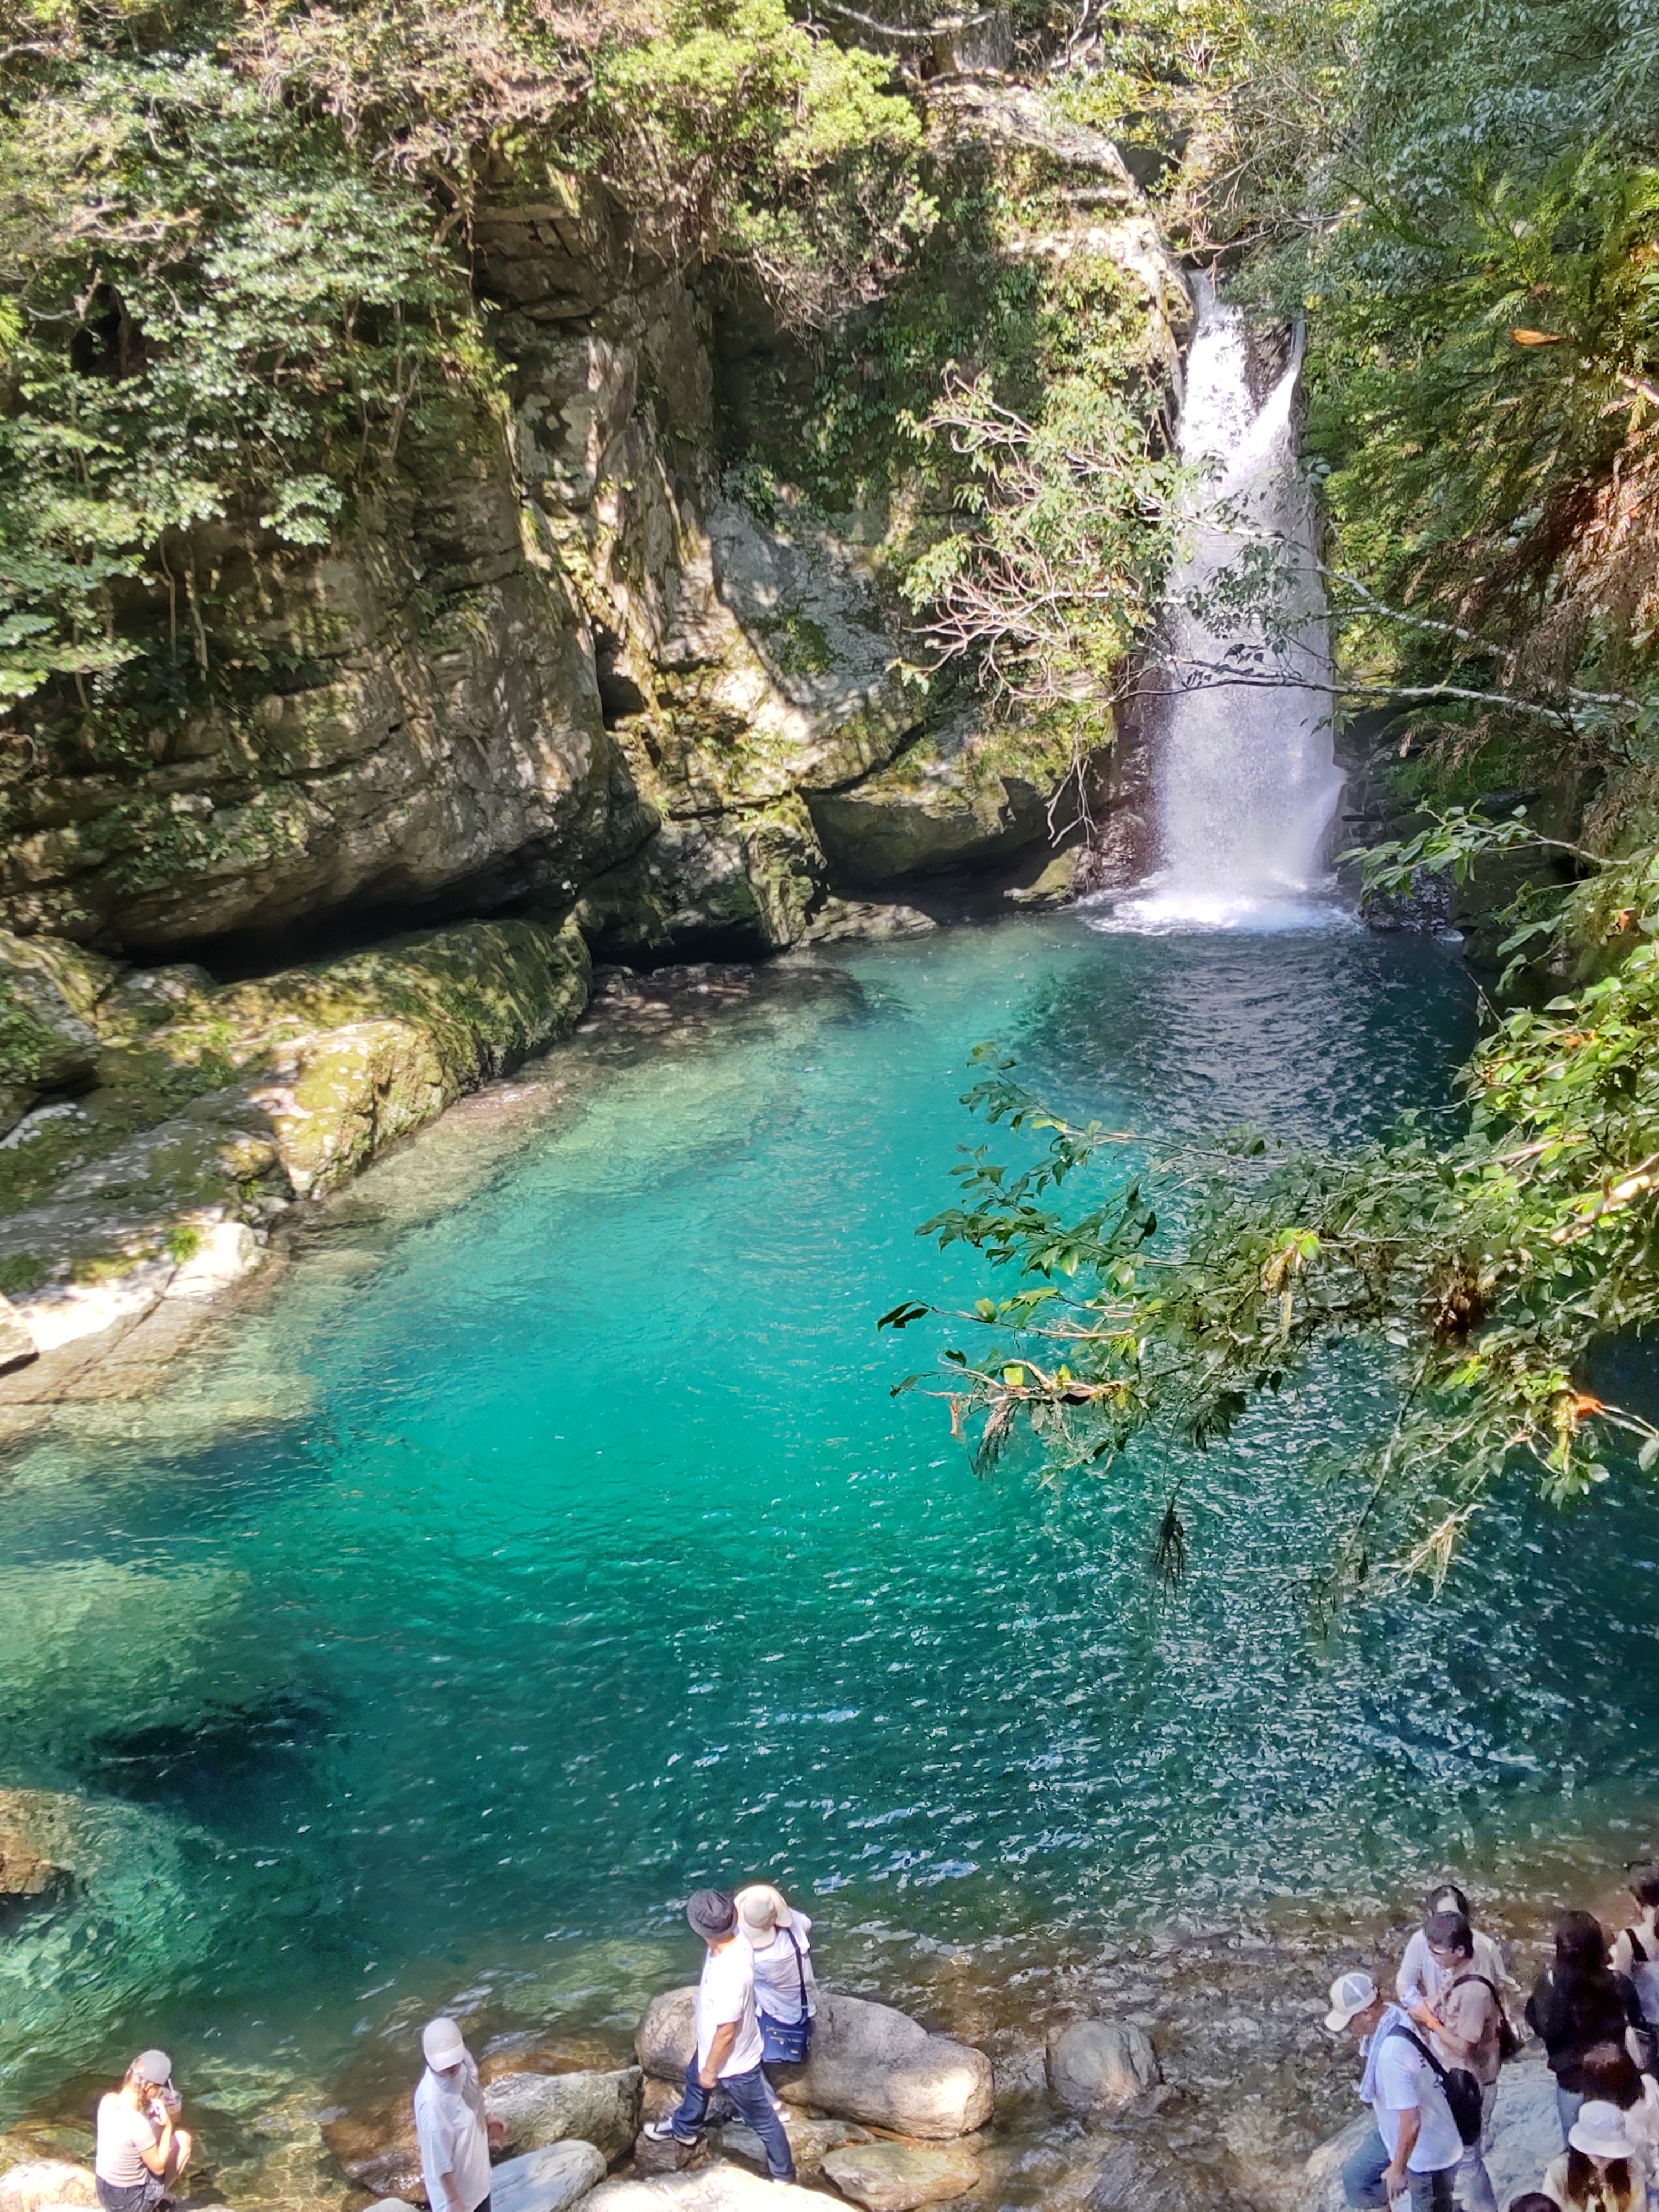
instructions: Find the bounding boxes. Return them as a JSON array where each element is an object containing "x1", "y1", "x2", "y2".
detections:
[
  {"x1": 493, "y1": 2140, "x2": 608, "y2": 2212},
  {"x1": 795, "y1": 899, "x2": 936, "y2": 945},
  {"x1": 0, "y1": 2162, "x2": 97, "y2": 2212},
  {"x1": 589, "y1": 2167, "x2": 824, "y2": 2212},
  {"x1": 0, "y1": 1813, "x2": 75, "y2": 1918},
  {"x1": 485, "y1": 2070, "x2": 643, "y2": 2163},
  {"x1": 636, "y1": 1990, "x2": 993, "y2": 2138},
  {"x1": 0, "y1": 1292, "x2": 36, "y2": 1375},
  {"x1": 1304, "y1": 2054, "x2": 1558, "y2": 2212},
  {"x1": 1046, "y1": 2020, "x2": 1161, "y2": 2113},
  {"x1": 820, "y1": 2139, "x2": 981, "y2": 2212}
]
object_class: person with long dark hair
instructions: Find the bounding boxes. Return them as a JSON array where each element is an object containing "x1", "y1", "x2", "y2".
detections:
[
  {"x1": 1526, "y1": 1914, "x2": 1647, "y2": 2145},
  {"x1": 1541, "y1": 2100, "x2": 1646, "y2": 2212}
]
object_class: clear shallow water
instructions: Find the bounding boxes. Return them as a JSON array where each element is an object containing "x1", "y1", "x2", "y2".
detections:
[{"x1": 6, "y1": 915, "x2": 1659, "y2": 2122}]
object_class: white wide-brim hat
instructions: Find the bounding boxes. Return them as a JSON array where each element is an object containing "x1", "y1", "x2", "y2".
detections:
[
  {"x1": 1570, "y1": 2101, "x2": 1640, "y2": 2163},
  {"x1": 737, "y1": 1883, "x2": 795, "y2": 1942}
]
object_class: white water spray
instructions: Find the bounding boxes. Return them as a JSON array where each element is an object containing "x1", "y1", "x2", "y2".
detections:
[{"x1": 1108, "y1": 277, "x2": 1345, "y2": 932}]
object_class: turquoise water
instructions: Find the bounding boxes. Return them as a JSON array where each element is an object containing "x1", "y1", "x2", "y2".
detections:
[{"x1": 7, "y1": 913, "x2": 1659, "y2": 2120}]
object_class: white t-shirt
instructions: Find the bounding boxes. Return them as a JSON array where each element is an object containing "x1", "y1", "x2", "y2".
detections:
[
  {"x1": 96, "y1": 2096, "x2": 159, "y2": 2187},
  {"x1": 413, "y1": 2059, "x2": 492, "y2": 2212},
  {"x1": 696, "y1": 1938, "x2": 764, "y2": 2078},
  {"x1": 1369, "y1": 2020, "x2": 1463, "y2": 2173},
  {"x1": 750, "y1": 1914, "x2": 816, "y2": 2025},
  {"x1": 1397, "y1": 1927, "x2": 1507, "y2": 2011}
]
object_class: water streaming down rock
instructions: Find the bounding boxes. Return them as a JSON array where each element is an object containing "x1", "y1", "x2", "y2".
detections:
[{"x1": 1112, "y1": 276, "x2": 1345, "y2": 930}]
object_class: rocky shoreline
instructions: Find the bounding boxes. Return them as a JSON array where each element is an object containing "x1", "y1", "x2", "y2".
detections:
[{"x1": 0, "y1": 1866, "x2": 1643, "y2": 2212}]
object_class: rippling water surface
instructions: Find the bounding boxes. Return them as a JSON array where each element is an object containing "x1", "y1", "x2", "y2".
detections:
[{"x1": 6, "y1": 914, "x2": 1659, "y2": 2121}]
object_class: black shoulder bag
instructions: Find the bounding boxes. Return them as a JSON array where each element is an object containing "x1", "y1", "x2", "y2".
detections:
[{"x1": 1386, "y1": 2022, "x2": 1485, "y2": 2147}]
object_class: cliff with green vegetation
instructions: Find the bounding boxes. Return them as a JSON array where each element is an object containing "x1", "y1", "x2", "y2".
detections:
[{"x1": 0, "y1": 0, "x2": 1190, "y2": 1353}]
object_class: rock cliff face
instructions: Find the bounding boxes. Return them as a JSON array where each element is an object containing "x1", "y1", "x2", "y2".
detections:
[{"x1": 0, "y1": 88, "x2": 1187, "y2": 1355}]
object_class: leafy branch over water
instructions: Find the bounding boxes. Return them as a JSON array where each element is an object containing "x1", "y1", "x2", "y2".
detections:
[{"x1": 885, "y1": 828, "x2": 1659, "y2": 1591}]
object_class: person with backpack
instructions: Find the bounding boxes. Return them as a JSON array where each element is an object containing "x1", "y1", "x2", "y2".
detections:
[
  {"x1": 1327, "y1": 1969, "x2": 1470, "y2": 2212},
  {"x1": 1400, "y1": 1886, "x2": 1511, "y2": 2024},
  {"x1": 1413, "y1": 1911, "x2": 1509, "y2": 2212},
  {"x1": 1610, "y1": 1867, "x2": 1659, "y2": 2073},
  {"x1": 735, "y1": 1884, "x2": 817, "y2": 2068},
  {"x1": 1526, "y1": 1913, "x2": 1648, "y2": 2145}
]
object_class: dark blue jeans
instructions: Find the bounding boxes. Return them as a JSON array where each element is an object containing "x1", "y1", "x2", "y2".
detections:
[
  {"x1": 1341, "y1": 2125, "x2": 1455, "y2": 2212},
  {"x1": 669, "y1": 2059, "x2": 796, "y2": 2180}
]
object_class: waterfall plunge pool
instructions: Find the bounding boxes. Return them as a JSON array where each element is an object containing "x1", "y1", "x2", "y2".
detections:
[{"x1": 5, "y1": 913, "x2": 1659, "y2": 2146}]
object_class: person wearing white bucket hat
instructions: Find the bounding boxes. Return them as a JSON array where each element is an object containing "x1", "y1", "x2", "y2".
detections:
[
  {"x1": 1325, "y1": 1970, "x2": 1463, "y2": 2212},
  {"x1": 735, "y1": 1884, "x2": 817, "y2": 2067},
  {"x1": 413, "y1": 2017, "x2": 502, "y2": 2212},
  {"x1": 1542, "y1": 2099, "x2": 1647, "y2": 2212}
]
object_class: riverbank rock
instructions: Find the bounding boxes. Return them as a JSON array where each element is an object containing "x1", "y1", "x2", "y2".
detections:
[
  {"x1": 717, "y1": 2115, "x2": 870, "y2": 2178},
  {"x1": 493, "y1": 2140, "x2": 608, "y2": 2212},
  {"x1": 485, "y1": 2067, "x2": 643, "y2": 2163},
  {"x1": 0, "y1": 2161, "x2": 97, "y2": 2212},
  {"x1": 820, "y1": 2140, "x2": 982, "y2": 2212},
  {"x1": 1045, "y1": 2019, "x2": 1160, "y2": 2112},
  {"x1": 635, "y1": 1991, "x2": 993, "y2": 2139},
  {"x1": 1305, "y1": 2056, "x2": 1559, "y2": 2212},
  {"x1": 588, "y1": 2168, "x2": 824, "y2": 2212}
]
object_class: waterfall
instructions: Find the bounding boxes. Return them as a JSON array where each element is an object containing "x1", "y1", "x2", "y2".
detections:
[{"x1": 1109, "y1": 276, "x2": 1345, "y2": 930}]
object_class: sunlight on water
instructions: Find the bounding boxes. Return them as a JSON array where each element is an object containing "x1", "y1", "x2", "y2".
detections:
[{"x1": 3, "y1": 916, "x2": 1658, "y2": 2122}]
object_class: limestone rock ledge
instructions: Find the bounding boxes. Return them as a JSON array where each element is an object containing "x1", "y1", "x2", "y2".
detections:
[{"x1": 0, "y1": 915, "x2": 590, "y2": 1355}]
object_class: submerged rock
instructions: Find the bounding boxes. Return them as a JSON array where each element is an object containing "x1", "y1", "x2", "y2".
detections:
[
  {"x1": 0, "y1": 2161, "x2": 97, "y2": 2212},
  {"x1": 493, "y1": 2140, "x2": 608, "y2": 2212},
  {"x1": 1045, "y1": 2019, "x2": 1161, "y2": 2112},
  {"x1": 636, "y1": 1990, "x2": 993, "y2": 2139},
  {"x1": 485, "y1": 2069, "x2": 643, "y2": 2164},
  {"x1": 820, "y1": 2139, "x2": 981, "y2": 2212}
]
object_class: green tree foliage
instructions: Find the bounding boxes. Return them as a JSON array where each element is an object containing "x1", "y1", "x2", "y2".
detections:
[{"x1": 0, "y1": 0, "x2": 925, "y2": 723}]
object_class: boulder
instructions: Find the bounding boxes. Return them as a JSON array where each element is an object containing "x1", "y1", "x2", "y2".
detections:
[
  {"x1": 0, "y1": 1292, "x2": 36, "y2": 1375},
  {"x1": 0, "y1": 2164, "x2": 97, "y2": 2212},
  {"x1": 1305, "y1": 2056, "x2": 1559, "y2": 2212},
  {"x1": 821, "y1": 2140, "x2": 982, "y2": 2212},
  {"x1": 635, "y1": 1990, "x2": 993, "y2": 2140},
  {"x1": 492, "y1": 2140, "x2": 608, "y2": 2212},
  {"x1": 0, "y1": 931, "x2": 109, "y2": 1134},
  {"x1": 588, "y1": 2168, "x2": 825, "y2": 2212},
  {"x1": 0, "y1": 1819, "x2": 73, "y2": 1913},
  {"x1": 361, "y1": 2201, "x2": 417, "y2": 2212},
  {"x1": 717, "y1": 2115, "x2": 870, "y2": 2178},
  {"x1": 486, "y1": 2069, "x2": 643, "y2": 2164},
  {"x1": 1045, "y1": 2020, "x2": 1160, "y2": 2113}
]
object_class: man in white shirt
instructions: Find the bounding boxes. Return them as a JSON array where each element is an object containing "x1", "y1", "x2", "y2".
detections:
[
  {"x1": 643, "y1": 1890, "x2": 797, "y2": 2182},
  {"x1": 414, "y1": 2018, "x2": 502, "y2": 2212},
  {"x1": 1327, "y1": 1970, "x2": 1462, "y2": 2212}
]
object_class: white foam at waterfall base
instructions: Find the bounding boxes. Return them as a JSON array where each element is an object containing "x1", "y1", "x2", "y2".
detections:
[{"x1": 1100, "y1": 276, "x2": 1347, "y2": 935}]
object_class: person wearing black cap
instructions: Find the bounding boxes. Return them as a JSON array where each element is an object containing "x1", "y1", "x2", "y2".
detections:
[
  {"x1": 643, "y1": 1889, "x2": 797, "y2": 2182},
  {"x1": 94, "y1": 2051, "x2": 192, "y2": 2212}
]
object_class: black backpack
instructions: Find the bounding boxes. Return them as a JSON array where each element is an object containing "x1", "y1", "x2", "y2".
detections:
[{"x1": 1386, "y1": 2022, "x2": 1485, "y2": 2147}]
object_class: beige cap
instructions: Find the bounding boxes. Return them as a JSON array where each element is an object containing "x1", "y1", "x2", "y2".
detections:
[{"x1": 736, "y1": 1883, "x2": 795, "y2": 1943}]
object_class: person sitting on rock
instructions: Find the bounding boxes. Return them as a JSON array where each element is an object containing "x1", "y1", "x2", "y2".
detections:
[
  {"x1": 1327, "y1": 1969, "x2": 1464, "y2": 2212},
  {"x1": 94, "y1": 2050, "x2": 192, "y2": 2212},
  {"x1": 1542, "y1": 2100, "x2": 1647, "y2": 2212},
  {"x1": 414, "y1": 2017, "x2": 503, "y2": 2212},
  {"x1": 1400, "y1": 1885, "x2": 1510, "y2": 2025},
  {"x1": 643, "y1": 1888, "x2": 797, "y2": 2183},
  {"x1": 736, "y1": 1884, "x2": 817, "y2": 2065}
]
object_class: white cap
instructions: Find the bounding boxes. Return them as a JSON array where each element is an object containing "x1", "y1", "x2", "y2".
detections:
[
  {"x1": 1569, "y1": 2102, "x2": 1639, "y2": 2162},
  {"x1": 422, "y1": 2017, "x2": 467, "y2": 2071},
  {"x1": 1324, "y1": 1971, "x2": 1378, "y2": 2031}
]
